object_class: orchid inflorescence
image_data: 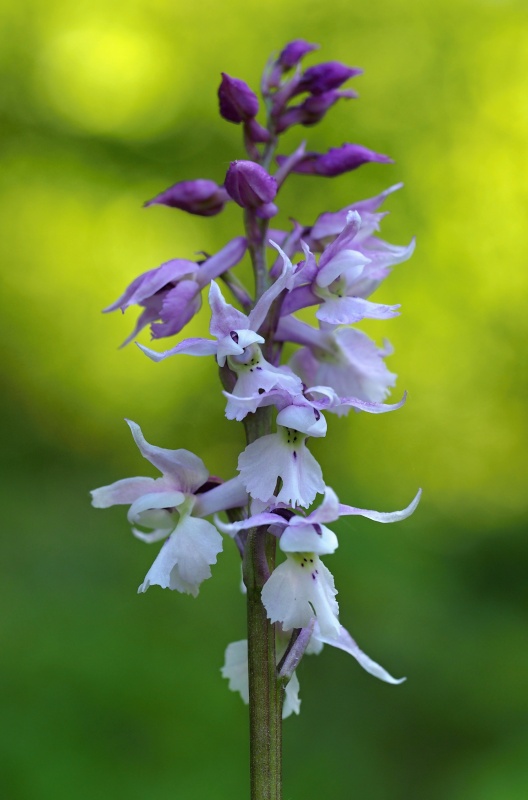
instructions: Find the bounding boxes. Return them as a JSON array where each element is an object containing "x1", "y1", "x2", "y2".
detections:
[{"x1": 91, "y1": 38, "x2": 419, "y2": 721}]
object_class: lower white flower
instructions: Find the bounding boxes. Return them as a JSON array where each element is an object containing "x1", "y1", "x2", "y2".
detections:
[
  {"x1": 221, "y1": 639, "x2": 301, "y2": 719},
  {"x1": 137, "y1": 496, "x2": 222, "y2": 597},
  {"x1": 261, "y1": 553, "x2": 340, "y2": 639}
]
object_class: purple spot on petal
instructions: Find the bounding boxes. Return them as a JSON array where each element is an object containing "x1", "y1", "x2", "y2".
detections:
[
  {"x1": 293, "y1": 451, "x2": 297, "y2": 459},
  {"x1": 314, "y1": 408, "x2": 321, "y2": 420},
  {"x1": 313, "y1": 524, "x2": 322, "y2": 536},
  {"x1": 230, "y1": 331, "x2": 239, "y2": 343},
  {"x1": 311, "y1": 572, "x2": 317, "y2": 580}
]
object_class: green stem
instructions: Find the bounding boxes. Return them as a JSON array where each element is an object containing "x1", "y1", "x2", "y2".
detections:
[
  {"x1": 242, "y1": 119, "x2": 283, "y2": 800},
  {"x1": 244, "y1": 528, "x2": 282, "y2": 800}
]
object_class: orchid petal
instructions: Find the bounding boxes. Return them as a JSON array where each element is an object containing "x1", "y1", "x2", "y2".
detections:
[
  {"x1": 208, "y1": 281, "x2": 248, "y2": 338},
  {"x1": 127, "y1": 490, "x2": 185, "y2": 526},
  {"x1": 248, "y1": 246, "x2": 294, "y2": 331},
  {"x1": 316, "y1": 249, "x2": 371, "y2": 289},
  {"x1": 316, "y1": 296, "x2": 400, "y2": 325},
  {"x1": 314, "y1": 624, "x2": 405, "y2": 684},
  {"x1": 276, "y1": 404, "x2": 327, "y2": 437},
  {"x1": 193, "y1": 476, "x2": 249, "y2": 518},
  {"x1": 137, "y1": 337, "x2": 218, "y2": 361},
  {"x1": 338, "y1": 488, "x2": 422, "y2": 523},
  {"x1": 131, "y1": 527, "x2": 172, "y2": 543},
  {"x1": 125, "y1": 420, "x2": 209, "y2": 492},
  {"x1": 150, "y1": 280, "x2": 201, "y2": 339},
  {"x1": 91, "y1": 476, "x2": 169, "y2": 508},
  {"x1": 104, "y1": 259, "x2": 197, "y2": 312},
  {"x1": 138, "y1": 516, "x2": 222, "y2": 596},
  {"x1": 198, "y1": 237, "x2": 248, "y2": 286}
]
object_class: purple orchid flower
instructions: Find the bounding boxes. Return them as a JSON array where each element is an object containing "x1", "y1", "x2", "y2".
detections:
[
  {"x1": 277, "y1": 316, "x2": 397, "y2": 413},
  {"x1": 281, "y1": 211, "x2": 414, "y2": 325},
  {"x1": 104, "y1": 237, "x2": 247, "y2": 345}
]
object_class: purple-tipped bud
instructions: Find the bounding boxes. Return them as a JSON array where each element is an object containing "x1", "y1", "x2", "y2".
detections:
[
  {"x1": 277, "y1": 143, "x2": 393, "y2": 177},
  {"x1": 298, "y1": 61, "x2": 362, "y2": 95},
  {"x1": 278, "y1": 39, "x2": 319, "y2": 70},
  {"x1": 277, "y1": 89, "x2": 357, "y2": 132},
  {"x1": 224, "y1": 161, "x2": 278, "y2": 215},
  {"x1": 145, "y1": 179, "x2": 229, "y2": 216},
  {"x1": 218, "y1": 73, "x2": 259, "y2": 123}
]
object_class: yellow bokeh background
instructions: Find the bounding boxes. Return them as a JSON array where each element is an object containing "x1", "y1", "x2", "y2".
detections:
[{"x1": 2, "y1": 0, "x2": 528, "y2": 798}]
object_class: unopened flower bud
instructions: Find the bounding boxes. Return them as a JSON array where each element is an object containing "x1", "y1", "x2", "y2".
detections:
[
  {"x1": 218, "y1": 73, "x2": 259, "y2": 123},
  {"x1": 277, "y1": 143, "x2": 393, "y2": 177},
  {"x1": 277, "y1": 89, "x2": 357, "y2": 132},
  {"x1": 278, "y1": 39, "x2": 319, "y2": 70},
  {"x1": 225, "y1": 161, "x2": 278, "y2": 216},
  {"x1": 145, "y1": 179, "x2": 228, "y2": 216},
  {"x1": 298, "y1": 61, "x2": 362, "y2": 95}
]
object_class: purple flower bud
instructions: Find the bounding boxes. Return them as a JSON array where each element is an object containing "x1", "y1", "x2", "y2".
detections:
[
  {"x1": 224, "y1": 161, "x2": 278, "y2": 215},
  {"x1": 277, "y1": 89, "x2": 357, "y2": 132},
  {"x1": 298, "y1": 61, "x2": 362, "y2": 95},
  {"x1": 277, "y1": 143, "x2": 393, "y2": 177},
  {"x1": 145, "y1": 179, "x2": 229, "y2": 216},
  {"x1": 218, "y1": 73, "x2": 259, "y2": 123},
  {"x1": 278, "y1": 39, "x2": 319, "y2": 70}
]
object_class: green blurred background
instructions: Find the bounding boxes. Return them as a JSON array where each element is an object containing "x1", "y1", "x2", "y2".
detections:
[{"x1": 1, "y1": 0, "x2": 527, "y2": 797}]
